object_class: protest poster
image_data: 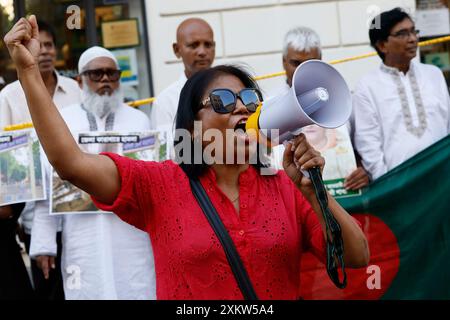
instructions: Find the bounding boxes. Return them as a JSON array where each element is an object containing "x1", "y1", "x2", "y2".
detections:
[
  {"x1": 0, "y1": 130, "x2": 46, "y2": 206},
  {"x1": 50, "y1": 130, "x2": 166, "y2": 215}
]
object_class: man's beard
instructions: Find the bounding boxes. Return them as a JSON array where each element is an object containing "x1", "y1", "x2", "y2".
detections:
[{"x1": 81, "y1": 85, "x2": 123, "y2": 118}]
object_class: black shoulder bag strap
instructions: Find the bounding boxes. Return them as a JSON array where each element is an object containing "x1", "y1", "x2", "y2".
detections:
[
  {"x1": 308, "y1": 167, "x2": 347, "y2": 289},
  {"x1": 189, "y1": 178, "x2": 259, "y2": 300}
]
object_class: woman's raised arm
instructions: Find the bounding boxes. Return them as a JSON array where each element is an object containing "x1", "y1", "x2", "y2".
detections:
[{"x1": 4, "y1": 15, "x2": 120, "y2": 205}]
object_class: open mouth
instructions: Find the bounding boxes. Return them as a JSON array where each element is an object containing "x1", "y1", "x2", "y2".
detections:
[
  {"x1": 234, "y1": 120, "x2": 247, "y2": 132},
  {"x1": 234, "y1": 120, "x2": 250, "y2": 147}
]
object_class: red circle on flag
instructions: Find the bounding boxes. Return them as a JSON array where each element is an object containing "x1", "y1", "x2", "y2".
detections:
[{"x1": 299, "y1": 213, "x2": 400, "y2": 300}]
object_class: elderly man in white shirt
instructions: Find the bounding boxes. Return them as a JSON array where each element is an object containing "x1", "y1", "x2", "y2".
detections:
[
  {"x1": 353, "y1": 8, "x2": 450, "y2": 180},
  {"x1": 0, "y1": 19, "x2": 80, "y2": 300},
  {"x1": 150, "y1": 18, "x2": 215, "y2": 135},
  {"x1": 30, "y1": 46, "x2": 156, "y2": 300}
]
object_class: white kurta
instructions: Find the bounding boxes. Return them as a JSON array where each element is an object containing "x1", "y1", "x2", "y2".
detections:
[
  {"x1": 353, "y1": 61, "x2": 450, "y2": 180},
  {"x1": 150, "y1": 73, "x2": 187, "y2": 159},
  {"x1": 30, "y1": 103, "x2": 157, "y2": 300}
]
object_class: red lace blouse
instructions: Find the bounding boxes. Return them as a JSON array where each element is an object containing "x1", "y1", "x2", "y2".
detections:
[{"x1": 92, "y1": 153, "x2": 327, "y2": 300}]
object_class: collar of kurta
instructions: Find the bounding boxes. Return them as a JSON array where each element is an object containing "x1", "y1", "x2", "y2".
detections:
[
  {"x1": 53, "y1": 71, "x2": 69, "y2": 94},
  {"x1": 379, "y1": 60, "x2": 415, "y2": 76},
  {"x1": 179, "y1": 72, "x2": 188, "y2": 84},
  {"x1": 379, "y1": 60, "x2": 427, "y2": 138}
]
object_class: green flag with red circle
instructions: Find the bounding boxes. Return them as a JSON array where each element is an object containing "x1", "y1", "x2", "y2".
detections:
[{"x1": 300, "y1": 135, "x2": 450, "y2": 299}]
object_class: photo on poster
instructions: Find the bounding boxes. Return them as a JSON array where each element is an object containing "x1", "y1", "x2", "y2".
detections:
[
  {"x1": 305, "y1": 125, "x2": 361, "y2": 198},
  {"x1": 112, "y1": 48, "x2": 139, "y2": 86},
  {"x1": 0, "y1": 130, "x2": 46, "y2": 206},
  {"x1": 50, "y1": 130, "x2": 166, "y2": 215},
  {"x1": 269, "y1": 125, "x2": 361, "y2": 198}
]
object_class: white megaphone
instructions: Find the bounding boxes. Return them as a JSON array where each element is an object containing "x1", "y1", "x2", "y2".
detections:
[{"x1": 246, "y1": 59, "x2": 352, "y2": 145}]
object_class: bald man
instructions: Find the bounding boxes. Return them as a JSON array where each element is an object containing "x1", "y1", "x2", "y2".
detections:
[{"x1": 150, "y1": 18, "x2": 215, "y2": 133}]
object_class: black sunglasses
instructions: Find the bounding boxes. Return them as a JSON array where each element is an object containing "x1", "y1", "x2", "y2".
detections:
[
  {"x1": 81, "y1": 69, "x2": 122, "y2": 82},
  {"x1": 201, "y1": 88, "x2": 263, "y2": 114}
]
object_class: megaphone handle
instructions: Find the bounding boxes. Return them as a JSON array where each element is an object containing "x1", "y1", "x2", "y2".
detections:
[{"x1": 307, "y1": 167, "x2": 347, "y2": 289}]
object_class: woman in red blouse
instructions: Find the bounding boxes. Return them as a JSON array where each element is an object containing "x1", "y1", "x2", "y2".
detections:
[{"x1": 5, "y1": 16, "x2": 369, "y2": 300}]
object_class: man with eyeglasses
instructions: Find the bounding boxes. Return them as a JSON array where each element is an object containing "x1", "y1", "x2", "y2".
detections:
[
  {"x1": 29, "y1": 46, "x2": 156, "y2": 299},
  {"x1": 150, "y1": 18, "x2": 215, "y2": 154},
  {"x1": 353, "y1": 7, "x2": 450, "y2": 180},
  {"x1": 0, "y1": 19, "x2": 80, "y2": 300}
]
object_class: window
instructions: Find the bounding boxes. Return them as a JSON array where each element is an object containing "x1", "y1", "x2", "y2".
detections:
[{"x1": 1, "y1": 0, "x2": 153, "y2": 107}]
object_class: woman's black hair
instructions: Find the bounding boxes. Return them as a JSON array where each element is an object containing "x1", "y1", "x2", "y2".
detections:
[
  {"x1": 369, "y1": 7, "x2": 413, "y2": 61},
  {"x1": 174, "y1": 65, "x2": 269, "y2": 178}
]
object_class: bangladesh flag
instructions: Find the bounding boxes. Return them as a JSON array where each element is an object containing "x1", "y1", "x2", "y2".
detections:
[{"x1": 300, "y1": 135, "x2": 450, "y2": 299}]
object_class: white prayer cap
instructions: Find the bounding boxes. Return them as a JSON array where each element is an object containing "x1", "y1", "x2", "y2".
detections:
[{"x1": 78, "y1": 46, "x2": 119, "y2": 74}]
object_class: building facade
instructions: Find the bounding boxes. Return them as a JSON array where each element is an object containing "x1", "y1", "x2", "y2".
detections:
[{"x1": 145, "y1": 0, "x2": 420, "y2": 96}]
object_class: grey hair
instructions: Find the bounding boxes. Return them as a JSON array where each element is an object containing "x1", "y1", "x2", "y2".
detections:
[{"x1": 282, "y1": 26, "x2": 322, "y2": 57}]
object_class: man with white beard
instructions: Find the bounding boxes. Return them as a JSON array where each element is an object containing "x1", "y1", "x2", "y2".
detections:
[{"x1": 29, "y1": 46, "x2": 156, "y2": 300}]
